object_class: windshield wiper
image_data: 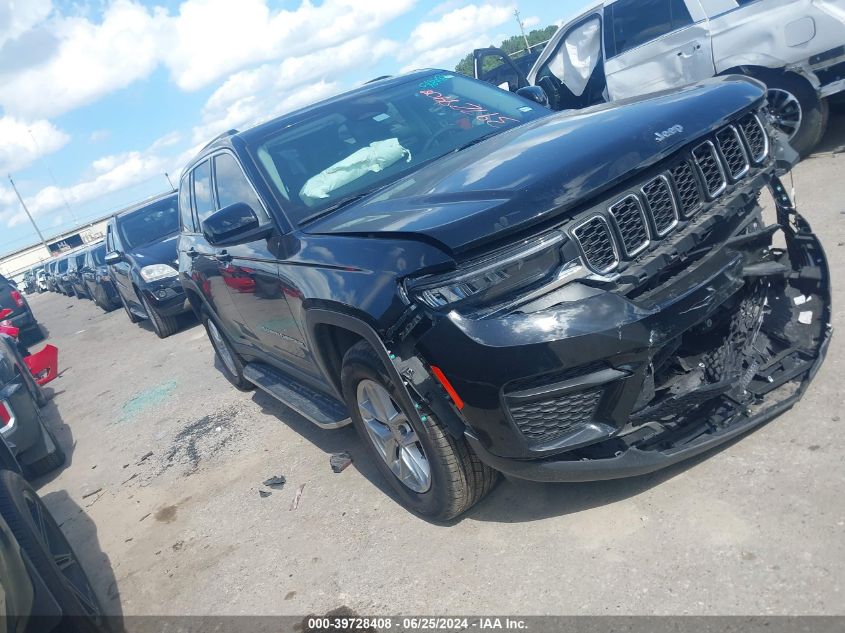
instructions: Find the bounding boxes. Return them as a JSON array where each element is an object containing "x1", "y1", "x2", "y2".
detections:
[
  {"x1": 453, "y1": 131, "x2": 501, "y2": 153},
  {"x1": 299, "y1": 192, "x2": 372, "y2": 226}
]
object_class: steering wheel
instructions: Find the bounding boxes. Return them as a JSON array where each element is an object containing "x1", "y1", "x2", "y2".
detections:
[{"x1": 422, "y1": 126, "x2": 459, "y2": 154}]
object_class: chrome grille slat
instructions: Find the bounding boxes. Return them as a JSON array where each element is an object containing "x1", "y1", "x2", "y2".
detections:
[
  {"x1": 692, "y1": 141, "x2": 727, "y2": 198},
  {"x1": 608, "y1": 195, "x2": 649, "y2": 257},
  {"x1": 715, "y1": 125, "x2": 750, "y2": 180},
  {"x1": 738, "y1": 113, "x2": 769, "y2": 164},
  {"x1": 641, "y1": 175, "x2": 679, "y2": 237},
  {"x1": 669, "y1": 160, "x2": 702, "y2": 218},
  {"x1": 571, "y1": 216, "x2": 618, "y2": 274}
]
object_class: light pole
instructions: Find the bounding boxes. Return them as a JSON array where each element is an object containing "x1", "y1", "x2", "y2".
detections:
[{"x1": 7, "y1": 175, "x2": 50, "y2": 253}]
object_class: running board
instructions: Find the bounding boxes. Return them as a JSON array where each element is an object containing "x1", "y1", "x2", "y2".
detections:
[{"x1": 243, "y1": 362, "x2": 351, "y2": 429}]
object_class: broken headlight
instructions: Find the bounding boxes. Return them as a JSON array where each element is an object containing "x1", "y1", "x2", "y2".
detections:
[{"x1": 405, "y1": 232, "x2": 574, "y2": 310}]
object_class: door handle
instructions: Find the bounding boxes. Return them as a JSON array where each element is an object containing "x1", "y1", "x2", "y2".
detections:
[
  {"x1": 186, "y1": 247, "x2": 200, "y2": 258},
  {"x1": 216, "y1": 250, "x2": 233, "y2": 263}
]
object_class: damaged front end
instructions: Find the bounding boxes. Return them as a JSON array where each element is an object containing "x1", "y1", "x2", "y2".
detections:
[{"x1": 390, "y1": 142, "x2": 830, "y2": 482}]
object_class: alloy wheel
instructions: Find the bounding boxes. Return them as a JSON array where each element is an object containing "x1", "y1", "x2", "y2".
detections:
[
  {"x1": 356, "y1": 379, "x2": 431, "y2": 493},
  {"x1": 766, "y1": 88, "x2": 803, "y2": 139}
]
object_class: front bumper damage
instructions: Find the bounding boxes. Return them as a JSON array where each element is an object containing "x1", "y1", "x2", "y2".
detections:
[{"x1": 398, "y1": 177, "x2": 831, "y2": 482}]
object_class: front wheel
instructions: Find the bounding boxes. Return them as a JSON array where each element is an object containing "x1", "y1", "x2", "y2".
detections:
[
  {"x1": 0, "y1": 470, "x2": 109, "y2": 631},
  {"x1": 341, "y1": 341, "x2": 498, "y2": 520},
  {"x1": 140, "y1": 294, "x2": 179, "y2": 339},
  {"x1": 757, "y1": 71, "x2": 828, "y2": 158},
  {"x1": 118, "y1": 293, "x2": 140, "y2": 324}
]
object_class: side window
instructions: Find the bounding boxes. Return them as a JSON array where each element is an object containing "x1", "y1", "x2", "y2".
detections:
[
  {"x1": 179, "y1": 173, "x2": 195, "y2": 233},
  {"x1": 192, "y1": 160, "x2": 215, "y2": 225},
  {"x1": 607, "y1": 0, "x2": 693, "y2": 57},
  {"x1": 213, "y1": 153, "x2": 265, "y2": 216}
]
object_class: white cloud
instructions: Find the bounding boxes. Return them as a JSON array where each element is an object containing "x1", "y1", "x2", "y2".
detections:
[
  {"x1": 191, "y1": 35, "x2": 399, "y2": 146},
  {"x1": 399, "y1": 3, "x2": 514, "y2": 72},
  {"x1": 0, "y1": 115, "x2": 70, "y2": 174},
  {"x1": 2, "y1": 138, "x2": 172, "y2": 229},
  {"x1": 0, "y1": 0, "x2": 52, "y2": 49},
  {"x1": 0, "y1": 0, "x2": 166, "y2": 118},
  {"x1": 523, "y1": 15, "x2": 541, "y2": 28},
  {"x1": 0, "y1": 0, "x2": 417, "y2": 119}
]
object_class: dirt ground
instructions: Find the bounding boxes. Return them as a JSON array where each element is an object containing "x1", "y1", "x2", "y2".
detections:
[{"x1": 25, "y1": 114, "x2": 845, "y2": 617}]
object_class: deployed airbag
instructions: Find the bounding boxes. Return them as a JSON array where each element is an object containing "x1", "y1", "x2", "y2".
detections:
[{"x1": 300, "y1": 138, "x2": 411, "y2": 205}]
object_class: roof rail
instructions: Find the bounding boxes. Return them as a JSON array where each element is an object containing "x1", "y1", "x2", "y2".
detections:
[
  {"x1": 200, "y1": 128, "x2": 239, "y2": 152},
  {"x1": 364, "y1": 75, "x2": 392, "y2": 84}
]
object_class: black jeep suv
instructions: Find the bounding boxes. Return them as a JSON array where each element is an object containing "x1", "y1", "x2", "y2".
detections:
[
  {"x1": 105, "y1": 192, "x2": 190, "y2": 338},
  {"x1": 178, "y1": 71, "x2": 830, "y2": 519}
]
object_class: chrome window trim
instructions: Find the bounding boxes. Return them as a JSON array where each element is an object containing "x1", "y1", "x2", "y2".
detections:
[
  {"x1": 738, "y1": 113, "x2": 770, "y2": 164},
  {"x1": 692, "y1": 140, "x2": 728, "y2": 199},
  {"x1": 571, "y1": 214, "x2": 620, "y2": 275},
  {"x1": 608, "y1": 193, "x2": 650, "y2": 257},
  {"x1": 715, "y1": 125, "x2": 750, "y2": 180},
  {"x1": 641, "y1": 174, "x2": 680, "y2": 238}
]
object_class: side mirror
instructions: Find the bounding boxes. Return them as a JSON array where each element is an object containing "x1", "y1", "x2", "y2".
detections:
[
  {"x1": 515, "y1": 86, "x2": 550, "y2": 109},
  {"x1": 104, "y1": 251, "x2": 124, "y2": 265},
  {"x1": 202, "y1": 202, "x2": 271, "y2": 246}
]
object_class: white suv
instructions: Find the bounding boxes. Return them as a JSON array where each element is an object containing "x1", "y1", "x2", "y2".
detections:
[{"x1": 474, "y1": 0, "x2": 845, "y2": 156}]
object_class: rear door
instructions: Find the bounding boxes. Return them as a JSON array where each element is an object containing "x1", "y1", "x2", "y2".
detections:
[{"x1": 604, "y1": 0, "x2": 715, "y2": 100}]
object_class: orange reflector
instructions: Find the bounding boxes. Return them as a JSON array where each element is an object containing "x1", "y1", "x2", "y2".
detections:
[{"x1": 429, "y1": 365, "x2": 465, "y2": 410}]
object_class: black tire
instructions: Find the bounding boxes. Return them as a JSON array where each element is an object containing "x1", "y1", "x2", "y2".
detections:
[
  {"x1": 754, "y1": 70, "x2": 828, "y2": 158},
  {"x1": 140, "y1": 294, "x2": 179, "y2": 339},
  {"x1": 0, "y1": 470, "x2": 108, "y2": 631},
  {"x1": 341, "y1": 341, "x2": 498, "y2": 520},
  {"x1": 201, "y1": 310, "x2": 254, "y2": 391},
  {"x1": 23, "y1": 423, "x2": 65, "y2": 478},
  {"x1": 118, "y1": 293, "x2": 140, "y2": 324}
]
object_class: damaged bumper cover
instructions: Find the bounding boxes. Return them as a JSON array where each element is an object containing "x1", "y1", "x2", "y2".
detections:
[{"x1": 411, "y1": 178, "x2": 831, "y2": 483}]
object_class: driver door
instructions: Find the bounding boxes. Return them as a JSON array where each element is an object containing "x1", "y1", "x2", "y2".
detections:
[{"x1": 604, "y1": 0, "x2": 715, "y2": 100}]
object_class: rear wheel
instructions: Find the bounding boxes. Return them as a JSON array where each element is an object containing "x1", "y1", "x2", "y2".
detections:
[
  {"x1": 0, "y1": 470, "x2": 108, "y2": 631},
  {"x1": 140, "y1": 294, "x2": 179, "y2": 339},
  {"x1": 341, "y1": 341, "x2": 498, "y2": 520},
  {"x1": 23, "y1": 423, "x2": 65, "y2": 478},
  {"x1": 201, "y1": 311, "x2": 254, "y2": 391}
]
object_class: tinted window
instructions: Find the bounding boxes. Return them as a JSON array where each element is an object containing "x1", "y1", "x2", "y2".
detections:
[
  {"x1": 91, "y1": 244, "x2": 107, "y2": 266},
  {"x1": 179, "y1": 173, "x2": 195, "y2": 232},
  {"x1": 74, "y1": 253, "x2": 86, "y2": 269},
  {"x1": 57, "y1": 258, "x2": 68, "y2": 273},
  {"x1": 250, "y1": 73, "x2": 546, "y2": 224},
  {"x1": 606, "y1": 0, "x2": 693, "y2": 57},
  {"x1": 192, "y1": 160, "x2": 215, "y2": 225},
  {"x1": 214, "y1": 153, "x2": 264, "y2": 215},
  {"x1": 117, "y1": 195, "x2": 180, "y2": 250}
]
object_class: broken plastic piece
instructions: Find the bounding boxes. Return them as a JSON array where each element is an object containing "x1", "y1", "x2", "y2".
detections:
[
  {"x1": 23, "y1": 344, "x2": 58, "y2": 385},
  {"x1": 290, "y1": 484, "x2": 305, "y2": 510},
  {"x1": 259, "y1": 490, "x2": 271, "y2": 498},
  {"x1": 330, "y1": 452, "x2": 353, "y2": 473},
  {"x1": 263, "y1": 475, "x2": 286, "y2": 488}
]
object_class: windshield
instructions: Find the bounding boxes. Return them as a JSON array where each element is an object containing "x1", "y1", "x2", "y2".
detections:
[
  {"x1": 91, "y1": 244, "x2": 107, "y2": 266},
  {"x1": 118, "y1": 195, "x2": 179, "y2": 250},
  {"x1": 250, "y1": 73, "x2": 548, "y2": 224}
]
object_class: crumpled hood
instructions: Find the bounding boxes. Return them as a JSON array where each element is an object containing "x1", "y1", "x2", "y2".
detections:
[
  {"x1": 127, "y1": 233, "x2": 179, "y2": 268},
  {"x1": 305, "y1": 76, "x2": 766, "y2": 256}
]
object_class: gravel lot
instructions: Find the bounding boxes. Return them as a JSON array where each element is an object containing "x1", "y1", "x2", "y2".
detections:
[{"x1": 25, "y1": 114, "x2": 845, "y2": 617}]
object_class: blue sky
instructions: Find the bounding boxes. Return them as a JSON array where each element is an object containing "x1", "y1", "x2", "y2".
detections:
[{"x1": 0, "y1": 0, "x2": 583, "y2": 257}]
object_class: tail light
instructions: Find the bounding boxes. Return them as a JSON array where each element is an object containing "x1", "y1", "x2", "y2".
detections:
[
  {"x1": 10, "y1": 290, "x2": 24, "y2": 308},
  {"x1": 0, "y1": 400, "x2": 12, "y2": 428}
]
